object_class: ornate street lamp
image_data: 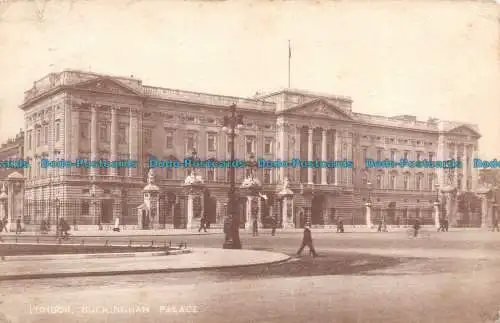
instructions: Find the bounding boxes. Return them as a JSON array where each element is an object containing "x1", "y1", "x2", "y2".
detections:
[
  {"x1": 90, "y1": 184, "x2": 101, "y2": 230},
  {"x1": 366, "y1": 181, "x2": 373, "y2": 204},
  {"x1": 300, "y1": 182, "x2": 314, "y2": 225},
  {"x1": 222, "y1": 103, "x2": 244, "y2": 249}
]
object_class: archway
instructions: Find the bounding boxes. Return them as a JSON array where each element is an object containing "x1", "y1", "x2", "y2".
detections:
[{"x1": 311, "y1": 195, "x2": 325, "y2": 225}]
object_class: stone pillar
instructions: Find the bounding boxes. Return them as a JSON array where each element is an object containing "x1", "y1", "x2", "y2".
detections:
[
  {"x1": 128, "y1": 108, "x2": 138, "y2": 177},
  {"x1": 462, "y1": 144, "x2": 467, "y2": 191},
  {"x1": 346, "y1": 141, "x2": 353, "y2": 185},
  {"x1": 472, "y1": 145, "x2": 479, "y2": 191},
  {"x1": 334, "y1": 130, "x2": 341, "y2": 185},
  {"x1": 90, "y1": 104, "x2": 98, "y2": 177},
  {"x1": 245, "y1": 197, "x2": 252, "y2": 230},
  {"x1": 281, "y1": 197, "x2": 295, "y2": 229},
  {"x1": 455, "y1": 146, "x2": 459, "y2": 188},
  {"x1": 186, "y1": 194, "x2": 194, "y2": 231},
  {"x1": 321, "y1": 129, "x2": 327, "y2": 185},
  {"x1": 110, "y1": 106, "x2": 118, "y2": 176},
  {"x1": 258, "y1": 197, "x2": 263, "y2": 228},
  {"x1": 365, "y1": 202, "x2": 372, "y2": 229},
  {"x1": 307, "y1": 127, "x2": 313, "y2": 184},
  {"x1": 433, "y1": 201, "x2": 440, "y2": 228},
  {"x1": 70, "y1": 110, "x2": 79, "y2": 175},
  {"x1": 480, "y1": 194, "x2": 489, "y2": 229}
]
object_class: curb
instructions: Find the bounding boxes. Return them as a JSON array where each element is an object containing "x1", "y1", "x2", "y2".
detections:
[
  {"x1": 0, "y1": 249, "x2": 191, "y2": 262},
  {"x1": 0, "y1": 254, "x2": 292, "y2": 281},
  {"x1": 0, "y1": 232, "x2": 221, "y2": 238}
]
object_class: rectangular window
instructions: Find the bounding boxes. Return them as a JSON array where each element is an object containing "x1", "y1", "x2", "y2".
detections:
[
  {"x1": 403, "y1": 151, "x2": 409, "y2": 160},
  {"x1": 362, "y1": 148, "x2": 367, "y2": 161},
  {"x1": 165, "y1": 168, "x2": 173, "y2": 179},
  {"x1": 119, "y1": 126, "x2": 127, "y2": 144},
  {"x1": 207, "y1": 133, "x2": 216, "y2": 152},
  {"x1": 55, "y1": 123, "x2": 60, "y2": 142},
  {"x1": 416, "y1": 176, "x2": 422, "y2": 190},
  {"x1": 144, "y1": 128, "x2": 153, "y2": 150},
  {"x1": 377, "y1": 149, "x2": 382, "y2": 160},
  {"x1": 28, "y1": 131, "x2": 32, "y2": 150},
  {"x1": 376, "y1": 175, "x2": 382, "y2": 188},
  {"x1": 416, "y1": 152, "x2": 421, "y2": 161},
  {"x1": 263, "y1": 169, "x2": 271, "y2": 184},
  {"x1": 36, "y1": 129, "x2": 41, "y2": 147},
  {"x1": 43, "y1": 126, "x2": 48, "y2": 145},
  {"x1": 165, "y1": 132, "x2": 174, "y2": 149},
  {"x1": 264, "y1": 138, "x2": 272, "y2": 155},
  {"x1": 80, "y1": 123, "x2": 88, "y2": 139},
  {"x1": 186, "y1": 135, "x2": 195, "y2": 152},
  {"x1": 428, "y1": 152, "x2": 434, "y2": 162},
  {"x1": 390, "y1": 175, "x2": 396, "y2": 189},
  {"x1": 390, "y1": 151, "x2": 395, "y2": 161},
  {"x1": 207, "y1": 168, "x2": 216, "y2": 182},
  {"x1": 246, "y1": 136, "x2": 255, "y2": 154},
  {"x1": 100, "y1": 124, "x2": 109, "y2": 143},
  {"x1": 403, "y1": 175, "x2": 409, "y2": 190},
  {"x1": 429, "y1": 176, "x2": 434, "y2": 191}
]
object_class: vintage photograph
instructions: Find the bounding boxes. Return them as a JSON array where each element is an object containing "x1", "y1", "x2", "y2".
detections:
[{"x1": 0, "y1": 1, "x2": 499, "y2": 322}]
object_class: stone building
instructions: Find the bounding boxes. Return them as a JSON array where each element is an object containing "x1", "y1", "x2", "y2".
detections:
[
  {"x1": 19, "y1": 70, "x2": 481, "y2": 229},
  {"x1": 0, "y1": 130, "x2": 25, "y2": 179}
]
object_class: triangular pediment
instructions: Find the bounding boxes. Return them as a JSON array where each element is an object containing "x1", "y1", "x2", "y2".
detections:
[
  {"x1": 284, "y1": 98, "x2": 353, "y2": 120},
  {"x1": 71, "y1": 77, "x2": 143, "y2": 97},
  {"x1": 447, "y1": 125, "x2": 481, "y2": 138}
]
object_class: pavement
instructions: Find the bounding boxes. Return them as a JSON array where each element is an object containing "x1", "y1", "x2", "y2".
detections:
[{"x1": 0, "y1": 247, "x2": 291, "y2": 281}]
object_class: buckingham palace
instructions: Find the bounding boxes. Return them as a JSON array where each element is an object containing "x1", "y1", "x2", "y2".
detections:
[{"x1": 15, "y1": 69, "x2": 481, "y2": 230}]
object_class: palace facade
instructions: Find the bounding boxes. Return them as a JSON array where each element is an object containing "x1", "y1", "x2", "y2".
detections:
[{"x1": 19, "y1": 70, "x2": 481, "y2": 229}]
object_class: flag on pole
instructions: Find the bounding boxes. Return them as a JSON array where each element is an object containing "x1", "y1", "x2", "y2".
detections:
[{"x1": 289, "y1": 41, "x2": 292, "y2": 59}]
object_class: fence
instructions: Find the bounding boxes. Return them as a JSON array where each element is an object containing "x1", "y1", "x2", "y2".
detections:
[{"x1": 23, "y1": 199, "x2": 142, "y2": 227}]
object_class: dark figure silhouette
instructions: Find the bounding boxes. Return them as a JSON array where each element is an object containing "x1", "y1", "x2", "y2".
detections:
[
  {"x1": 198, "y1": 216, "x2": 208, "y2": 232},
  {"x1": 493, "y1": 218, "x2": 500, "y2": 232},
  {"x1": 297, "y1": 224, "x2": 318, "y2": 257},
  {"x1": 252, "y1": 218, "x2": 258, "y2": 236},
  {"x1": 336, "y1": 218, "x2": 344, "y2": 233},
  {"x1": 15, "y1": 217, "x2": 22, "y2": 234}
]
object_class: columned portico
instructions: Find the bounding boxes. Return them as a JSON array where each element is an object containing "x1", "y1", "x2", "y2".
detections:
[
  {"x1": 90, "y1": 104, "x2": 98, "y2": 176},
  {"x1": 321, "y1": 129, "x2": 328, "y2": 185},
  {"x1": 307, "y1": 127, "x2": 314, "y2": 184}
]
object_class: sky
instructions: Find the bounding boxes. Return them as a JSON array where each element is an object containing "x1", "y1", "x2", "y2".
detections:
[{"x1": 0, "y1": 0, "x2": 498, "y2": 158}]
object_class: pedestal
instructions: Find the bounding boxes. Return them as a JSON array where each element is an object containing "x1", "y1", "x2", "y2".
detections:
[
  {"x1": 0, "y1": 200, "x2": 5, "y2": 224},
  {"x1": 433, "y1": 202, "x2": 440, "y2": 229},
  {"x1": 365, "y1": 204, "x2": 371, "y2": 229},
  {"x1": 281, "y1": 197, "x2": 295, "y2": 229}
]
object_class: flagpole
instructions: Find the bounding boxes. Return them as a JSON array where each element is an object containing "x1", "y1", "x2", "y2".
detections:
[{"x1": 288, "y1": 40, "x2": 291, "y2": 88}]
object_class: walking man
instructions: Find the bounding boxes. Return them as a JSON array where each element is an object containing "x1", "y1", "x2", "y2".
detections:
[
  {"x1": 443, "y1": 217, "x2": 449, "y2": 232},
  {"x1": 336, "y1": 217, "x2": 344, "y2": 233},
  {"x1": 15, "y1": 217, "x2": 22, "y2": 234},
  {"x1": 492, "y1": 217, "x2": 500, "y2": 232},
  {"x1": 270, "y1": 216, "x2": 277, "y2": 236},
  {"x1": 252, "y1": 218, "x2": 258, "y2": 236},
  {"x1": 297, "y1": 224, "x2": 318, "y2": 257},
  {"x1": 198, "y1": 215, "x2": 208, "y2": 233},
  {"x1": 2, "y1": 216, "x2": 8, "y2": 232}
]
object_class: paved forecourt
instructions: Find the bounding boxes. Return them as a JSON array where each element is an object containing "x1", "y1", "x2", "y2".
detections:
[{"x1": 0, "y1": 248, "x2": 290, "y2": 280}]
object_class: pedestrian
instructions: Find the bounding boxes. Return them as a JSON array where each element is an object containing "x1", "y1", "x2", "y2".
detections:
[
  {"x1": 113, "y1": 217, "x2": 120, "y2": 232},
  {"x1": 444, "y1": 217, "x2": 449, "y2": 232},
  {"x1": 413, "y1": 217, "x2": 421, "y2": 237},
  {"x1": 437, "y1": 217, "x2": 444, "y2": 232},
  {"x1": 336, "y1": 217, "x2": 344, "y2": 233},
  {"x1": 252, "y1": 218, "x2": 258, "y2": 236},
  {"x1": 198, "y1": 215, "x2": 208, "y2": 233},
  {"x1": 15, "y1": 217, "x2": 22, "y2": 234},
  {"x1": 296, "y1": 223, "x2": 318, "y2": 257},
  {"x1": 61, "y1": 218, "x2": 70, "y2": 239},
  {"x1": 97, "y1": 220, "x2": 103, "y2": 231},
  {"x1": 270, "y1": 217, "x2": 277, "y2": 236},
  {"x1": 492, "y1": 218, "x2": 500, "y2": 232},
  {"x1": 2, "y1": 216, "x2": 8, "y2": 232},
  {"x1": 73, "y1": 218, "x2": 78, "y2": 231}
]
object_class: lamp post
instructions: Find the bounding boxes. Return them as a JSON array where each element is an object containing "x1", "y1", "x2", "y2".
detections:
[
  {"x1": 183, "y1": 149, "x2": 204, "y2": 230},
  {"x1": 300, "y1": 183, "x2": 314, "y2": 226},
  {"x1": 366, "y1": 181, "x2": 373, "y2": 228},
  {"x1": 90, "y1": 184, "x2": 100, "y2": 230},
  {"x1": 222, "y1": 103, "x2": 244, "y2": 249},
  {"x1": 54, "y1": 197, "x2": 60, "y2": 237}
]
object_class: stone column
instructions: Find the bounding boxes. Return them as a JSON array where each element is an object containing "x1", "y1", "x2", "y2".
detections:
[
  {"x1": 462, "y1": 144, "x2": 468, "y2": 191},
  {"x1": 321, "y1": 129, "x2": 327, "y2": 185},
  {"x1": 70, "y1": 110, "x2": 79, "y2": 175},
  {"x1": 128, "y1": 108, "x2": 138, "y2": 177},
  {"x1": 433, "y1": 201, "x2": 440, "y2": 228},
  {"x1": 186, "y1": 194, "x2": 194, "y2": 231},
  {"x1": 472, "y1": 145, "x2": 479, "y2": 191},
  {"x1": 454, "y1": 146, "x2": 459, "y2": 188},
  {"x1": 307, "y1": 127, "x2": 313, "y2": 184},
  {"x1": 480, "y1": 194, "x2": 489, "y2": 229},
  {"x1": 90, "y1": 104, "x2": 98, "y2": 177},
  {"x1": 346, "y1": 141, "x2": 353, "y2": 185},
  {"x1": 334, "y1": 130, "x2": 341, "y2": 185},
  {"x1": 110, "y1": 106, "x2": 118, "y2": 176},
  {"x1": 277, "y1": 121, "x2": 286, "y2": 184},
  {"x1": 258, "y1": 197, "x2": 263, "y2": 228},
  {"x1": 245, "y1": 197, "x2": 252, "y2": 230},
  {"x1": 281, "y1": 197, "x2": 295, "y2": 228},
  {"x1": 365, "y1": 202, "x2": 372, "y2": 229}
]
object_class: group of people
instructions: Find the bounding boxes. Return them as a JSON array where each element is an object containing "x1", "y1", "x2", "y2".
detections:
[{"x1": 437, "y1": 217, "x2": 449, "y2": 232}]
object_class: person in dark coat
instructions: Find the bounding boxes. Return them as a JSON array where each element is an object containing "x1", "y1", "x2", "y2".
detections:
[
  {"x1": 15, "y1": 217, "x2": 22, "y2": 234},
  {"x1": 413, "y1": 218, "x2": 421, "y2": 237},
  {"x1": 270, "y1": 217, "x2": 277, "y2": 236},
  {"x1": 437, "y1": 217, "x2": 444, "y2": 232},
  {"x1": 198, "y1": 215, "x2": 208, "y2": 232},
  {"x1": 336, "y1": 217, "x2": 344, "y2": 233},
  {"x1": 492, "y1": 217, "x2": 500, "y2": 232},
  {"x1": 60, "y1": 218, "x2": 70, "y2": 239},
  {"x1": 296, "y1": 224, "x2": 318, "y2": 257},
  {"x1": 252, "y1": 218, "x2": 258, "y2": 236},
  {"x1": 443, "y1": 217, "x2": 449, "y2": 232},
  {"x1": 2, "y1": 217, "x2": 8, "y2": 232}
]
